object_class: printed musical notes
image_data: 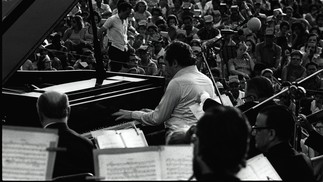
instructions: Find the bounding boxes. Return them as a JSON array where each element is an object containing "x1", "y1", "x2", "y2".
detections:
[
  {"x1": 2, "y1": 126, "x2": 59, "y2": 180},
  {"x1": 92, "y1": 128, "x2": 148, "y2": 149},
  {"x1": 237, "y1": 154, "x2": 282, "y2": 180},
  {"x1": 93, "y1": 145, "x2": 193, "y2": 180}
]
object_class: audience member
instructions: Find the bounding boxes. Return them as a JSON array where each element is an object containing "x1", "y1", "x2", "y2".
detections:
[
  {"x1": 228, "y1": 41, "x2": 254, "y2": 79},
  {"x1": 98, "y1": 2, "x2": 133, "y2": 72},
  {"x1": 136, "y1": 45, "x2": 158, "y2": 75},
  {"x1": 36, "y1": 91, "x2": 94, "y2": 178},
  {"x1": 281, "y1": 49, "x2": 306, "y2": 82}
]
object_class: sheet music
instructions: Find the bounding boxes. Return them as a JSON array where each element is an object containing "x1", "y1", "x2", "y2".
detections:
[
  {"x1": 96, "y1": 131, "x2": 126, "y2": 149},
  {"x1": 237, "y1": 154, "x2": 281, "y2": 180},
  {"x1": 95, "y1": 128, "x2": 148, "y2": 149},
  {"x1": 189, "y1": 103, "x2": 204, "y2": 120},
  {"x1": 2, "y1": 126, "x2": 58, "y2": 180},
  {"x1": 214, "y1": 94, "x2": 233, "y2": 106},
  {"x1": 160, "y1": 145, "x2": 193, "y2": 180},
  {"x1": 119, "y1": 129, "x2": 148, "y2": 148},
  {"x1": 97, "y1": 150, "x2": 161, "y2": 180}
]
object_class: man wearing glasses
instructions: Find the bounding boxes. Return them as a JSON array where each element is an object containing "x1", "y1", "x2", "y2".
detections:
[{"x1": 252, "y1": 105, "x2": 316, "y2": 182}]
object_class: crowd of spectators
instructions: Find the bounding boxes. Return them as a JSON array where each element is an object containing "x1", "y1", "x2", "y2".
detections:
[{"x1": 20, "y1": 0, "x2": 322, "y2": 156}]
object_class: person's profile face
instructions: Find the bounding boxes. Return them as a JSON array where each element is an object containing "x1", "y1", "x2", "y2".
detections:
[{"x1": 253, "y1": 114, "x2": 271, "y2": 152}]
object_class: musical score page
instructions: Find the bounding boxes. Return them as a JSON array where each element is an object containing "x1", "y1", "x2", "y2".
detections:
[
  {"x1": 237, "y1": 154, "x2": 281, "y2": 180},
  {"x1": 96, "y1": 130, "x2": 126, "y2": 148},
  {"x1": 95, "y1": 147, "x2": 161, "y2": 180},
  {"x1": 119, "y1": 129, "x2": 148, "y2": 148},
  {"x1": 160, "y1": 145, "x2": 193, "y2": 180},
  {"x1": 2, "y1": 126, "x2": 58, "y2": 180}
]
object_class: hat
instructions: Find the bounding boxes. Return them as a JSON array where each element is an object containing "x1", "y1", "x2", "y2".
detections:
[
  {"x1": 193, "y1": 9, "x2": 202, "y2": 17},
  {"x1": 213, "y1": 10, "x2": 221, "y2": 16},
  {"x1": 261, "y1": 68, "x2": 273, "y2": 76},
  {"x1": 265, "y1": 27, "x2": 275, "y2": 36},
  {"x1": 285, "y1": 6, "x2": 294, "y2": 12},
  {"x1": 216, "y1": 81, "x2": 224, "y2": 89},
  {"x1": 290, "y1": 50, "x2": 303, "y2": 58},
  {"x1": 228, "y1": 75, "x2": 240, "y2": 84},
  {"x1": 182, "y1": 2, "x2": 192, "y2": 9},
  {"x1": 138, "y1": 20, "x2": 148, "y2": 27},
  {"x1": 204, "y1": 15, "x2": 213, "y2": 23},
  {"x1": 147, "y1": 22, "x2": 158, "y2": 31},
  {"x1": 151, "y1": 35, "x2": 163, "y2": 42},
  {"x1": 137, "y1": 45, "x2": 149, "y2": 51},
  {"x1": 192, "y1": 46, "x2": 202, "y2": 52},
  {"x1": 255, "y1": 0, "x2": 262, "y2": 4},
  {"x1": 273, "y1": 8, "x2": 286, "y2": 16}
]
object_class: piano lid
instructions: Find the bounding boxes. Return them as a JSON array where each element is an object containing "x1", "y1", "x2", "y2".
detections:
[{"x1": 2, "y1": 0, "x2": 79, "y2": 85}]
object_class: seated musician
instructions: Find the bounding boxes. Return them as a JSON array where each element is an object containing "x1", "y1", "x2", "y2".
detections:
[
  {"x1": 252, "y1": 105, "x2": 317, "y2": 182},
  {"x1": 192, "y1": 104, "x2": 251, "y2": 181},
  {"x1": 112, "y1": 41, "x2": 216, "y2": 145},
  {"x1": 36, "y1": 91, "x2": 95, "y2": 178}
]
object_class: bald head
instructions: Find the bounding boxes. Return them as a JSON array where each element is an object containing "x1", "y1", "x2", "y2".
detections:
[{"x1": 37, "y1": 91, "x2": 70, "y2": 120}]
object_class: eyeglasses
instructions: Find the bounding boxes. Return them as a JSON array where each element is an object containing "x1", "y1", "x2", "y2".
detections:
[{"x1": 251, "y1": 125, "x2": 272, "y2": 134}]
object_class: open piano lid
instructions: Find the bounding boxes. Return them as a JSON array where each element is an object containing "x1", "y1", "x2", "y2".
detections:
[{"x1": 2, "y1": 0, "x2": 79, "y2": 85}]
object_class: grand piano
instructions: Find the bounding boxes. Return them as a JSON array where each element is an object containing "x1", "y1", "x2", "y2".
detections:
[{"x1": 2, "y1": 0, "x2": 165, "y2": 142}]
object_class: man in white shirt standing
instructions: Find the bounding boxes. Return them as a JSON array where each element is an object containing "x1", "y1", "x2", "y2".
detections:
[
  {"x1": 98, "y1": 2, "x2": 132, "y2": 72},
  {"x1": 113, "y1": 41, "x2": 215, "y2": 144}
]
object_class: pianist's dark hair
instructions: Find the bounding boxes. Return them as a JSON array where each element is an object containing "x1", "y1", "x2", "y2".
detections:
[
  {"x1": 37, "y1": 91, "x2": 69, "y2": 119},
  {"x1": 164, "y1": 40, "x2": 196, "y2": 66},
  {"x1": 196, "y1": 105, "x2": 251, "y2": 174}
]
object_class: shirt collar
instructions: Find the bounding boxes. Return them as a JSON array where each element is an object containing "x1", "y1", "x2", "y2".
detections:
[{"x1": 173, "y1": 65, "x2": 198, "y2": 78}]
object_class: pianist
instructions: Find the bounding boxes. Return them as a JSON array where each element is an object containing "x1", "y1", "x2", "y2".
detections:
[{"x1": 113, "y1": 41, "x2": 215, "y2": 144}]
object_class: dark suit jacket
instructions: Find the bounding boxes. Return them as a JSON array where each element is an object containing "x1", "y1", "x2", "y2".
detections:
[
  {"x1": 265, "y1": 142, "x2": 317, "y2": 182},
  {"x1": 305, "y1": 130, "x2": 323, "y2": 154},
  {"x1": 47, "y1": 123, "x2": 94, "y2": 178}
]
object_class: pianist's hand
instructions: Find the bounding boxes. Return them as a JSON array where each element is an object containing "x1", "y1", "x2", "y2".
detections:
[{"x1": 112, "y1": 109, "x2": 133, "y2": 121}]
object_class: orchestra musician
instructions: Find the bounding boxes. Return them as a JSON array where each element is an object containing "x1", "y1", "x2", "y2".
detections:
[
  {"x1": 192, "y1": 104, "x2": 251, "y2": 181},
  {"x1": 112, "y1": 41, "x2": 215, "y2": 145},
  {"x1": 36, "y1": 91, "x2": 95, "y2": 178},
  {"x1": 252, "y1": 105, "x2": 317, "y2": 182}
]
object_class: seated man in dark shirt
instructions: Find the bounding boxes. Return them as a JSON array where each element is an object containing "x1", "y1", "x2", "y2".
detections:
[
  {"x1": 36, "y1": 90, "x2": 95, "y2": 178},
  {"x1": 252, "y1": 105, "x2": 317, "y2": 182}
]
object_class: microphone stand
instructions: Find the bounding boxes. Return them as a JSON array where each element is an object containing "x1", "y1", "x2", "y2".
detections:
[
  {"x1": 200, "y1": 37, "x2": 224, "y2": 105},
  {"x1": 88, "y1": 0, "x2": 106, "y2": 86}
]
